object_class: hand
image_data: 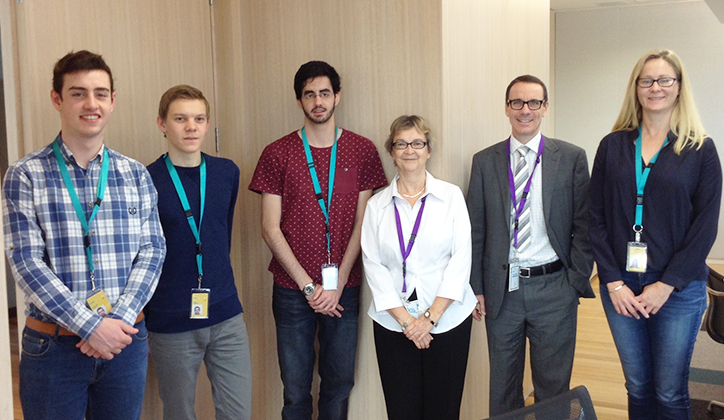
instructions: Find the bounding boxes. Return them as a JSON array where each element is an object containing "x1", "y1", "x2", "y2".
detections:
[
  {"x1": 637, "y1": 281, "x2": 675, "y2": 315},
  {"x1": 473, "y1": 294, "x2": 486, "y2": 321},
  {"x1": 76, "y1": 340, "x2": 103, "y2": 359},
  {"x1": 403, "y1": 317, "x2": 434, "y2": 349},
  {"x1": 309, "y1": 287, "x2": 344, "y2": 318},
  {"x1": 607, "y1": 281, "x2": 648, "y2": 319},
  {"x1": 83, "y1": 318, "x2": 138, "y2": 360}
]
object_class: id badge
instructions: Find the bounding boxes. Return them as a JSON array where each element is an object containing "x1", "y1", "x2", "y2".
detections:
[
  {"x1": 404, "y1": 299, "x2": 421, "y2": 317},
  {"x1": 508, "y1": 259, "x2": 520, "y2": 292},
  {"x1": 322, "y1": 263, "x2": 339, "y2": 290},
  {"x1": 190, "y1": 288, "x2": 211, "y2": 319},
  {"x1": 87, "y1": 289, "x2": 112, "y2": 317},
  {"x1": 626, "y1": 241, "x2": 647, "y2": 273}
]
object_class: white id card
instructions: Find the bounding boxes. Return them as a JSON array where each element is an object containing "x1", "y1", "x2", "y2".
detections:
[
  {"x1": 322, "y1": 263, "x2": 338, "y2": 290},
  {"x1": 626, "y1": 241, "x2": 647, "y2": 273},
  {"x1": 508, "y1": 261, "x2": 520, "y2": 292}
]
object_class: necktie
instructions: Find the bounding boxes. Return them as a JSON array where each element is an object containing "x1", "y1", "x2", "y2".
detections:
[{"x1": 513, "y1": 146, "x2": 531, "y2": 252}]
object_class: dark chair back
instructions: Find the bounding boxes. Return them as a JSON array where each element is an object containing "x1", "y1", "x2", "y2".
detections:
[
  {"x1": 484, "y1": 385, "x2": 597, "y2": 420},
  {"x1": 705, "y1": 268, "x2": 724, "y2": 344}
]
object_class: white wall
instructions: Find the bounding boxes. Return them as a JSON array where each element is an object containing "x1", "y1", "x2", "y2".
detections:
[{"x1": 555, "y1": 1, "x2": 724, "y2": 259}]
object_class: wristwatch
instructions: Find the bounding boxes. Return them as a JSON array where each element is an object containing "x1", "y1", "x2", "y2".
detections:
[
  {"x1": 303, "y1": 282, "x2": 316, "y2": 296},
  {"x1": 424, "y1": 309, "x2": 436, "y2": 327}
]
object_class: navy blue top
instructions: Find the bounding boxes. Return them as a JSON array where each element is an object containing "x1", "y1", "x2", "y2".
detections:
[
  {"x1": 589, "y1": 129, "x2": 722, "y2": 291},
  {"x1": 145, "y1": 153, "x2": 243, "y2": 333}
]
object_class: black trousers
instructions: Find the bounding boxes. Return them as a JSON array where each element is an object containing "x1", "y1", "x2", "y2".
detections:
[{"x1": 373, "y1": 315, "x2": 473, "y2": 420}]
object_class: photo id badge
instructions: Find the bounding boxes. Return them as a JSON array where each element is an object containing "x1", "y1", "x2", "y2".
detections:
[
  {"x1": 190, "y1": 288, "x2": 211, "y2": 319},
  {"x1": 87, "y1": 289, "x2": 112, "y2": 317},
  {"x1": 508, "y1": 261, "x2": 520, "y2": 292},
  {"x1": 322, "y1": 263, "x2": 338, "y2": 290},
  {"x1": 626, "y1": 241, "x2": 647, "y2": 273}
]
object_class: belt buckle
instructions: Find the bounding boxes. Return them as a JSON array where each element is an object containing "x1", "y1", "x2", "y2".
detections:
[{"x1": 519, "y1": 267, "x2": 531, "y2": 278}]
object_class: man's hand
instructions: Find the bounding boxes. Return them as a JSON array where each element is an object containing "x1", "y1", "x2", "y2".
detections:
[
  {"x1": 307, "y1": 286, "x2": 343, "y2": 317},
  {"x1": 310, "y1": 287, "x2": 344, "y2": 317},
  {"x1": 80, "y1": 318, "x2": 138, "y2": 360},
  {"x1": 473, "y1": 294, "x2": 486, "y2": 321}
]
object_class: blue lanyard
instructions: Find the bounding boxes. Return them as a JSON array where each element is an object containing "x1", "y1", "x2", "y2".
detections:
[
  {"x1": 301, "y1": 126, "x2": 338, "y2": 261},
  {"x1": 52, "y1": 141, "x2": 109, "y2": 286},
  {"x1": 164, "y1": 154, "x2": 206, "y2": 285},
  {"x1": 506, "y1": 136, "x2": 545, "y2": 248},
  {"x1": 634, "y1": 128, "x2": 668, "y2": 240}
]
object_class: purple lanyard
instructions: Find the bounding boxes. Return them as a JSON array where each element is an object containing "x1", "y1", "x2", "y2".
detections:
[
  {"x1": 506, "y1": 136, "x2": 545, "y2": 248},
  {"x1": 394, "y1": 195, "x2": 427, "y2": 293}
]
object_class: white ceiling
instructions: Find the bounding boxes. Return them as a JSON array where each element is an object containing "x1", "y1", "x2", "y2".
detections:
[{"x1": 550, "y1": 0, "x2": 702, "y2": 12}]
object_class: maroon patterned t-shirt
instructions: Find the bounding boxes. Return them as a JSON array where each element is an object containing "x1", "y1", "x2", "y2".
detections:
[{"x1": 249, "y1": 129, "x2": 388, "y2": 289}]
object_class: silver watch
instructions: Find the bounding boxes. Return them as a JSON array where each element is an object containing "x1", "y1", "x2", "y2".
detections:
[{"x1": 303, "y1": 282, "x2": 316, "y2": 296}]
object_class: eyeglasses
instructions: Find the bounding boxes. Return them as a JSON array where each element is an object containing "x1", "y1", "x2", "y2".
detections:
[
  {"x1": 392, "y1": 140, "x2": 427, "y2": 150},
  {"x1": 507, "y1": 99, "x2": 546, "y2": 110},
  {"x1": 636, "y1": 77, "x2": 677, "y2": 88},
  {"x1": 303, "y1": 91, "x2": 333, "y2": 100}
]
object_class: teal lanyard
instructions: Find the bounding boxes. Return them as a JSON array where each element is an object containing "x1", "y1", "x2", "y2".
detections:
[
  {"x1": 52, "y1": 142, "x2": 109, "y2": 287},
  {"x1": 164, "y1": 154, "x2": 206, "y2": 286},
  {"x1": 634, "y1": 128, "x2": 668, "y2": 240},
  {"x1": 301, "y1": 126, "x2": 338, "y2": 261}
]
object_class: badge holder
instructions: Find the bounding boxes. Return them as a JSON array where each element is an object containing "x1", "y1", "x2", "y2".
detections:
[
  {"x1": 87, "y1": 288, "x2": 112, "y2": 317},
  {"x1": 509, "y1": 244, "x2": 520, "y2": 292},
  {"x1": 191, "y1": 288, "x2": 210, "y2": 319},
  {"x1": 322, "y1": 262, "x2": 338, "y2": 291},
  {"x1": 627, "y1": 225, "x2": 647, "y2": 273}
]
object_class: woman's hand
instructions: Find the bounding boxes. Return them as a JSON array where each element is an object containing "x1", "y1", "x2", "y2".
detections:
[
  {"x1": 403, "y1": 317, "x2": 433, "y2": 349},
  {"x1": 607, "y1": 281, "x2": 649, "y2": 319},
  {"x1": 637, "y1": 281, "x2": 675, "y2": 315}
]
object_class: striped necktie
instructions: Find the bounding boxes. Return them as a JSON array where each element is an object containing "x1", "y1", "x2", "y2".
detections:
[{"x1": 512, "y1": 146, "x2": 531, "y2": 252}]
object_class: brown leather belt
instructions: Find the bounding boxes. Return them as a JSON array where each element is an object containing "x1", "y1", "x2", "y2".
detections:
[{"x1": 26, "y1": 312, "x2": 144, "y2": 337}]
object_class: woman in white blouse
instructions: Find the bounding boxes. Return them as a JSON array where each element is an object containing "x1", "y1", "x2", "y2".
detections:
[{"x1": 361, "y1": 115, "x2": 476, "y2": 420}]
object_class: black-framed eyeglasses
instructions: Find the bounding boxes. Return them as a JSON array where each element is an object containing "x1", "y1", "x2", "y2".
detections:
[
  {"x1": 507, "y1": 99, "x2": 546, "y2": 110},
  {"x1": 392, "y1": 140, "x2": 427, "y2": 150},
  {"x1": 636, "y1": 77, "x2": 677, "y2": 88}
]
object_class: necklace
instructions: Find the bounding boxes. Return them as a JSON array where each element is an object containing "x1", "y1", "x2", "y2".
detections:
[{"x1": 398, "y1": 181, "x2": 425, "y2": 199}]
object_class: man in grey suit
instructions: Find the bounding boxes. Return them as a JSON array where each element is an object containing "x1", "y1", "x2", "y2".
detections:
[{"x1": 467, "y1": 75, "x2": 594, "y2": 416}]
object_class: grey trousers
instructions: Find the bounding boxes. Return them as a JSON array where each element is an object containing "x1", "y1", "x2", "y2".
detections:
[
  {"x1": 149, "y1": 313, "x2": 252, "y2": 420},
  {"x1": 485, "y1": 269, "x2": 579, "y2": 416}
]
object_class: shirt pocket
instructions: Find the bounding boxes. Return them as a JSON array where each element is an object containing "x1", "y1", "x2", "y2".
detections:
[{"x1": 335, "y1": 166, "x2": 358, "y2": 195}]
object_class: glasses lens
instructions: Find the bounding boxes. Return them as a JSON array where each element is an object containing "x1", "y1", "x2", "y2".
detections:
[
  {"x1": 659, "y1": 78, "x2": 675, "y2": 87},
  {"x1": 393, "y1": 141, "x2": 407, "y2": 150},
  {"x1": 637, "y1": 78, "x2": 654, "y2": 88},
  {"x1": 411, "y1": 141, "x2": 426, "y2": 149},
  {"x1": 527, "y1": 100, "x2": 542, "y2": 110},
  {"x1": 509, "y1": 100, "x2": 524, "y2": 110}
]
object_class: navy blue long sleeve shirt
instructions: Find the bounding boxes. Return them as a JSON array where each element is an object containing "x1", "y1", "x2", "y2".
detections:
[
  {"x1": 589, "y1": 129, "x2": 722, "y2": 291},
  {"x1": 145, "y1": 153, "x2": 243, "y2": 333}
]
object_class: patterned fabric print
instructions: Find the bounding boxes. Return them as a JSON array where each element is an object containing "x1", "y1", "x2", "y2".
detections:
[
  {"x1": 3, "y1": 135, "x2": 166, "y2": 340},
  {"x1": 249, "y1": 129, "x2": 387, "y2": 289}
]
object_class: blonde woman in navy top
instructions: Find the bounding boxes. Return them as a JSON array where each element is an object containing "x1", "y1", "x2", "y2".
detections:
[{"x1": 589, "y1": 50, "x2": 722, "y2": 420}]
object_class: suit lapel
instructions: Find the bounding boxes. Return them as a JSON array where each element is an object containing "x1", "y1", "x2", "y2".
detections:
[
  {"x1": 494, "y1": 142, "x2": 512, "y2": 235},
  {"x1": 541, "y1": 136, "x2": 560, "y2": 223}
]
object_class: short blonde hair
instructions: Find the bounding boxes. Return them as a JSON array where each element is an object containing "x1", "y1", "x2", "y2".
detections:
[
  {"x1": 384, "y1": 115, "x2": 434, "y2": 155},
  {"x1": 612, "y1": 49, "x2": 707, "y2": 154},
  {"x1": 158, "y1": 84, "x2": 210, "y2": 121}
]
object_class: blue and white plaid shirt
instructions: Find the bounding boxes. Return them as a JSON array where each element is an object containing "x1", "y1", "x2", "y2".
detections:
[{"x1": 3, "y1": 134, "x2": 166, "y2": 340}]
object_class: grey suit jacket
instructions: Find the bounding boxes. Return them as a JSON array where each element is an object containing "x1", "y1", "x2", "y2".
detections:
[{"x1": 467, "y1": 136, "x2": 595, "y2": 320}]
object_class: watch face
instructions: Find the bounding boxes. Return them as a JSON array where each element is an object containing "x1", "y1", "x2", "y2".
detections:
[
  {"x1": 304, "y1": 284, "x2": 315, "y2": 295},
  {"x1": 424, "y1": 310, "x2": 431, "y2": 318}
]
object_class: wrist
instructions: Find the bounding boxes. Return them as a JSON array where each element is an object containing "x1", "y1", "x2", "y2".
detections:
[
  {"x1": 607, "y1": 281, "x2": 625, "y2": 293},
  {"x1": 424, "y1": 308, "x2": 438, "y2": 327}
]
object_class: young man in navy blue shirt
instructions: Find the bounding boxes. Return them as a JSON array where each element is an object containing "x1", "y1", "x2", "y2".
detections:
[{"x1": 145, "y1": 85, "x2": 251, "y2": 420}]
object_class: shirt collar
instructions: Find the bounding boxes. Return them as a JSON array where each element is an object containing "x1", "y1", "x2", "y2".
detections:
[
  {"x1": 510, "y1": 132, "x2": 542, "y2": 155},
  {"x1": 53, "y1": 132, "x2": 107, "y2": 166},
  {"x1": 383, "y1": 171, "x2": 443, "y2": 208}
]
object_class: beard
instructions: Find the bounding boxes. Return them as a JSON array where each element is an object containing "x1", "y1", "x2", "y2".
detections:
[{"x1": 304, "y1": 102, "x2": 336, "y2": 125}]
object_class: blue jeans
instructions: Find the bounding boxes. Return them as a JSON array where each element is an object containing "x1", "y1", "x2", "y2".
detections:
[
  {"x1": 273, "y1": 283, "x2": 360, "y2": 420},
  {"x1": 149, "y1": 313, "x2": 252, "y2": 420},
  {"x1": 19, "y1": 319, "x2": 149, "y2": 420},
  {"x1": 601, "y1": 272, "x2": 706, "y2": 420}
]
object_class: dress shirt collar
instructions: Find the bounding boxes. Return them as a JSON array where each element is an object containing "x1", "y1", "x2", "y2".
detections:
[
  {"x1": 382, "y1": 171, "x2": 445, "y2": 208},
  {"x1": 54, "y1": 133, "x2": 107, "y2": 167},
  {"x1": 509, "y1": 131, "x2": 542, "y2": 156}
]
